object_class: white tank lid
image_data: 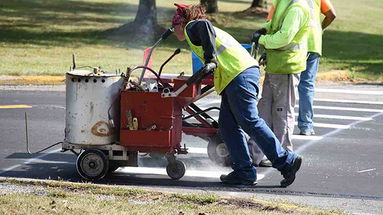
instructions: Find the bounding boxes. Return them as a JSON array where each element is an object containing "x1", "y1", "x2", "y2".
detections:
[{"x1": 67, "y1": 70, "x2": 119, "y2": 77}]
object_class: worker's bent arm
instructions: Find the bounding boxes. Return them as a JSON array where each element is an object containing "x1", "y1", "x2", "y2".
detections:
[
  {"x1": 322, "y1": 8, "x2": 336, "y2": 30},
  {"x1": 258, "y1": 7, "x2": 306, "y2": 50}
]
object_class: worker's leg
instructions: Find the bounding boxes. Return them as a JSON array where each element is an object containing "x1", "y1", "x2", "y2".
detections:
[
  {"x1": 219, "y1": 87, "x2": 256, "y2": 181},
  {"x1": 248, "y1": 73, "x2": 273, "y2": 165},
  {"x1": 223, "y1": 67, "x2": 296, "y2": 170},
  {"x1": 298, "y1": 52, "x2": 320, "y2": 134},
  {"x1": 268, "y1": 74, "x2": 299, "y2": 151},
  {"x1": 258, "y1": 73, "x2": 273, "y2": 128}
]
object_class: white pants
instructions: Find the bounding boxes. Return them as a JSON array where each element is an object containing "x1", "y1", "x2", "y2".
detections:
[{"x1": 249, "y1": 73, "x2": 300, "y2": 165}]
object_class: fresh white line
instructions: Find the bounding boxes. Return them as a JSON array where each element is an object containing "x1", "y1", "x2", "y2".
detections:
[
  {"x1": 0, "y1": 164, "x2": 23, "y2": 175},
  {"x1": 357, "y1": 168, "x2": 376, "y2": 173},
  {"x1": 316, "y1": 88, "x2": 383, "y2": 95},
  {"x1": 294, "y1": 113, "x2": 372, "y2": 121},
  {"x1": 0, "y1": 148, "x2": 61, "y2": 175},
  {"x1": 298, "y1": 112, "x2": 383, "y2": 153},
  {"x1": 314, "y1": 98, "x2": 383, "y2": 105},
  {"x1": 117, "y1": 166, "x2": 265, "y2": 180},
  {"x1": 259, "y1": 112, "x2": 383, "y2": 182}
]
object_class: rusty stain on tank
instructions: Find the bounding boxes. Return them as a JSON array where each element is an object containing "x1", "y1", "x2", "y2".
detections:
[{"x1": 91, "y1": 121, "x2": 113, "y2": 137}]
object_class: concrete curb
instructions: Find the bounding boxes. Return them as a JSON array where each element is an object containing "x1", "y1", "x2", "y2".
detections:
[{"x1": 0, "y1": 75, "x2": 65, "y2": 85}]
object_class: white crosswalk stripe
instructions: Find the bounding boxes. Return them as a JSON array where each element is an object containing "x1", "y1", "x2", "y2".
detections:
[
  {"x1": 313, "y1": 98, "x2": 383, "y2": 105},
  {"x1": 294, "y1": 122, "x2": 350, "y2": 129},
  {"x1": 316, "y1": 88, "x2": 383, "y2": 95},
  {"x1": 294, "y1": 113, "x2": 372, "y2": 121},
  {"x1": 310, "y1": 105, "x2": 383, "y2": 113}
]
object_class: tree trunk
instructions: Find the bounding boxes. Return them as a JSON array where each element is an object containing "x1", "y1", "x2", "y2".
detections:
[
  {"x1": 134, "y1": 0, "x2": 157, "y2": 27},
  {"x1": 200, "y1": 0, "x2": 218, "y2": 13},
  {"x1": 113, "y1": 0, "x2": 161, "y2": 43},
  {"x1": 251, "y1": 0, "x2": 266, "y2": 8}
]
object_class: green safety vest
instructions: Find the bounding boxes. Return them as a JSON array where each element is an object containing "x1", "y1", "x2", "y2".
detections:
[
  {"x1": 184, "y1": 21, "x2": 258, "y2": 94},
  {"x1": 307, "y1": 0, "x2": 323, "y2": 55},
  {"x1": 265, "y1": 0, "x2": 310, "y2": 74}
]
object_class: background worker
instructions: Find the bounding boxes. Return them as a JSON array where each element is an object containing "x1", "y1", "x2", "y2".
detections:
[
  {"x1": 298, "y1": 0, "x2": 336, "y2": 136},
  {"x1": 250, "y1": 0, "x2": 310, "y2": 166},
  {"x1": 171, "y1": 3, "x2": 302, "y2": 187}
]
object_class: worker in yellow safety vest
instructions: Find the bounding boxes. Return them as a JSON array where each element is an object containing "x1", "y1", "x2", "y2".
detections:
[
  {"x1": 249, "y1": 0, "x2": 310, "y2": 167},
  {"x1": 171, "y1": 3, "x2": 302, "y2": 187},
  {"x1": 297, "y1": 0, "x2": 336, "y2": 136}
]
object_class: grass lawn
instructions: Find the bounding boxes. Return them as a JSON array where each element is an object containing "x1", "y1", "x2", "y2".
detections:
[
  {"x1": 0, "y1": 178, "x2": 344, "y2": 215},
  {"x1": 0, "y1": 0, "x2": 382, "y2": 81}
]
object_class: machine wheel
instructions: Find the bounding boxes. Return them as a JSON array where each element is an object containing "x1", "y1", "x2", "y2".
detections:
[
  {"x1": 76, "y1": 149, "x2": 109, "y2": 180},
  {"x1": 207, "y1": 136, "x2": 231, "y2": 167},
  {"x1": 166, "y1": 160, "x2": 186, "y2": 180}
]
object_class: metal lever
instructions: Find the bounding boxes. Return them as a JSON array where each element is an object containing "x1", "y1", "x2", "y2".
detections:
[
  {"x1": 24, "y1": 112, "x2": 62, "y2": 154},
  {"x1": 138, "y1": 26, "x2": 175, "y2": 85},
  {"x1": 158, "y1": 48, "x2": 181, "y2": 77},
  {"x1": 161, "y1": 67, "x2": 211, "y2": 98}
]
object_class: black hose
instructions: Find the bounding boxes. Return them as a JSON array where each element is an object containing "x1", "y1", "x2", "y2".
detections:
[{"x1": 129, "y1": 65, "x2": 167, "y2": 87}]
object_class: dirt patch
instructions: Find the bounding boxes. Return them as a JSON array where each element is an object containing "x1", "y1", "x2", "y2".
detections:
[
  {"x1": 316, "y1": 70, "x2": 351, "y2": 82},
  {"x1": 235, "y1": 7, "x2": 269, "y2": 17},
  {"x1": 0, "y1": 75, "x2": 65, "y2": 85}
]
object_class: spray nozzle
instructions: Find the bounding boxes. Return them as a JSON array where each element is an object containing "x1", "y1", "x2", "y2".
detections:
[{"x1": 161, "y1": 26, "x2": 175, "y2": 40}]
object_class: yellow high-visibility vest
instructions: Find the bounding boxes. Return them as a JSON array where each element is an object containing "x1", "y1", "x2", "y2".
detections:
[
  {"x1": 307, "y1": 0, "x2": 323, "y2": 55},
  {"x1": 184, "y1": 21, "x2": 257, "y2": 94},
  {"x1": 265, "y1": 0, "x2": 310, "y2": 74}
]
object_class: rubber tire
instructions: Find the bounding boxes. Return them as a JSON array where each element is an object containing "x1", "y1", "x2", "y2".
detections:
[
  {"x1": 76, "y1": 149, "x2": 109, "y2": 181},
  {"x1": 166, "y1": 160, "x2": 186, "y2": 180},
  {"x1": 207, "y1": 136, "x2": 231, "y2": 167}
]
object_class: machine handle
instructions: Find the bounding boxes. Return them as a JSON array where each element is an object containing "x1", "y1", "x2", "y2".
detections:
[{"x1": 186, "y1": 68, "x2": 212, "y2": 86}]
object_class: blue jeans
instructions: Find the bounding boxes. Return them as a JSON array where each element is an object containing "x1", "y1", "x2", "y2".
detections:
[
  {"x1": 298, "y1": 52, "x2": 320, "y2": 132},
  {"x1": 219, "y1": 67, "x2": 296, "y2": 181}
]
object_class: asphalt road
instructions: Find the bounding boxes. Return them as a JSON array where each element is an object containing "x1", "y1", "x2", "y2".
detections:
[{"x1": 1, "y1": 83, "x2": 383, "y2": 214}]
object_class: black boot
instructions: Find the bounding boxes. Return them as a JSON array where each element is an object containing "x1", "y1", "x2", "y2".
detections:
[{"x1": 280, "y1": 156, "x2": 302, "y2": 187}]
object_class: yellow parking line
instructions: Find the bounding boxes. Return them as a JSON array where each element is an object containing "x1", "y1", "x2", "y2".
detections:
[{"x1": 0, "y1": 105, "x2": 32, "y2": 109}]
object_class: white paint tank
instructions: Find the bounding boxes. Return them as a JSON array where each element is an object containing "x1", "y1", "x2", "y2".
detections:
[{"x1": 65, "y1": 70, "x2": 124, "y2": 145}]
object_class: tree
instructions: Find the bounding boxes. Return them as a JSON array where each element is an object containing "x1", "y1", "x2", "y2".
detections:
[
  {"x1": 114, "y1": 0, "x2": 163, "y2": 43},
  {"x1": 134, "y1": 0, "x2": 157, "y2": 28},
  {"x1": 200, "y1": 0, "x2": 218, "y2": 13},
  {"x1": 251, "y1": 0, "x2": 267, "y2": 9}
]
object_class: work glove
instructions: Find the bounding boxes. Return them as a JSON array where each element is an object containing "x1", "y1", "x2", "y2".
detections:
[
  {"x1": 203, "y1": 62, "x2": 217, "y2": 74},
  {"x1": 259, "y1": 53, "x2": 267, "y2": 66},
  {"x1": 251, "y1": 28, "x2": 267, "y2": 45}
]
